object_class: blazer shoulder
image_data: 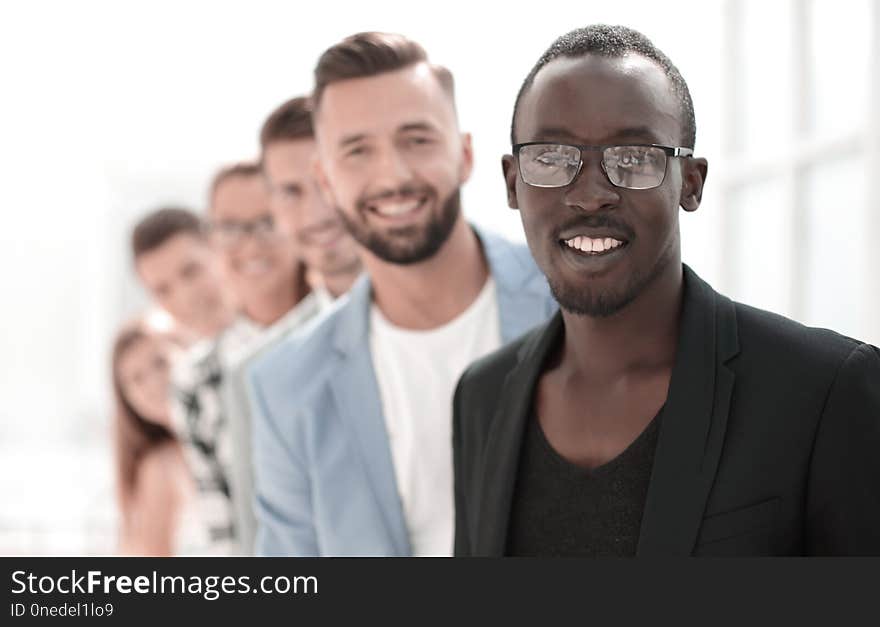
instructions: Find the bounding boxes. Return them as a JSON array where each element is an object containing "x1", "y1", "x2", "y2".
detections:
[
  {"x1": 479, "y1": 228, "x2": 541, "y2": 278},
  {"x1": 248, "y1": 302, "x2": 348, "y2": 400},
  {"x1": 498, "y1": 236, "x2": 537, "y2": 266},
  {"x1": 733, "y1": 301, "x2": 866, "y2": 370}
]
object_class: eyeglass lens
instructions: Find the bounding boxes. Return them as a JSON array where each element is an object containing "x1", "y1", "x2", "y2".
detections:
[
  {"x1": 518, "y1": 144, "x2": 669, "y2": 190},
  {"x1": 213, "y1": 214, "x2": 276, "y2": 245}
]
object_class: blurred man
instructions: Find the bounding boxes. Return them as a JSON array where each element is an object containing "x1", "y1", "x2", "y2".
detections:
[
  {"x1": 132, "y1": 207, "x2": 236, "y2": 340},
  {"x1": 248, "y1": 33, "x2": 557, "y2": 557},
  {"x1": 452, "y1": 25, "x2": 880, "y2": 556},
  {"x1": 171, "y1": 163, "x2": 322, "y2": 554},
  {"x1": 223, "y1": 98, "x2": 364, "y2": 554},
  {"x1": 261, "y1": 96, "x2": 362, "y2": 299}
]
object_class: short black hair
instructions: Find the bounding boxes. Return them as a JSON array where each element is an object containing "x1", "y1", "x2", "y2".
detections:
[{"x1": 511, "y1": 25, "x2": 696, "y2": 148}]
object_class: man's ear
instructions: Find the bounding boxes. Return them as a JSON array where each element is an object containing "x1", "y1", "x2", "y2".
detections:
[
  {"x1": 680, "y1": 157, "x2": 708, "y2": 212},
  {"x1": 501, "y1": 154, "x2": 519, "y2": 210},
  {"x1": 459, "y1": 132, "x2": 474, "y2": 184}
]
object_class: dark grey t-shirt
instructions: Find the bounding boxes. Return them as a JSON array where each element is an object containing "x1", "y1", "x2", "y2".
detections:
[{"x1": 505, "y1": 408, "x2": 662, "y2": 557}]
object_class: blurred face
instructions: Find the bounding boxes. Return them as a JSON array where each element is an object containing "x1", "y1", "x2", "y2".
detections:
[
  {"x1": 118, "y1": 335, "x2": 172, "y2": 427},
  {"x1": 210, "y1": 173, "x2": 300, "y2": 306},
  {"x1": 262, "y1": 138, "x2": 361, "y2": 278},
  {"x1": 314, "y1": 62, "x2": 473, "y2": 265},
  {"x1": 136, "y1": 233, "x2": 233, "y2": 337},
  {"x1": 504, "y1": 54, "x2": 707, "y2": 317}
]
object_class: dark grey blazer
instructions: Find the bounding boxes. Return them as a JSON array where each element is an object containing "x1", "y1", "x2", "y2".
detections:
[{"x1": 453, "y1": 265, "x2": 880, "y2": 556}]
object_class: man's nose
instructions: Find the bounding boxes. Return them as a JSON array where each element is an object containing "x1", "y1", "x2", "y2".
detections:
[
  {"x1": 371, "y1": 145, "x2": 415, "y2": 189},
  {"x1": 563, "y1": 154, "x2": 621, "y2": 214}
]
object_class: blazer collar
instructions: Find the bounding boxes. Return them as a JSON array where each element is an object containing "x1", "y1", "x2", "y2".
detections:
[
  {"x1": 330, "y1": 274, "x2": 372, "y2": 357},
  {"x1": 474, "y1": 264, "x2": 740, "y2": 556},
  {"x1": 326, "y1": 275, "x2": 411, "y2": 555},
  {"x1": 331, "y1": 225, "x2": 553, "y2": 353},
  {"x1": 475, "y1": 312, "x2": 564, "y2": 555},
  {"x1": 325, "y1": 224, "x2": 555, "y2": 556},
  {"x1": 636, "y1": 265, "x2": 739, "y2": 555},
  {"x1": 473, "y1": 225, "x2": 556, "y2": 343}
]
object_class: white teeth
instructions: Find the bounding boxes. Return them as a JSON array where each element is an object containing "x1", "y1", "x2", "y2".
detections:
[
  {"x1": 563, "y1": 236, "x2": 624, "y2": 254},
  {"x1": 372, "y1": 197, "x2": 423, "y2": 216}
]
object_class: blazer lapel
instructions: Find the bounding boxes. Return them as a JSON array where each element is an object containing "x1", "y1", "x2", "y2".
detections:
[
  {"x1": 495, "y1": 278, "x2": 557, "y2": 343},
  {"x1": 476, "y1": 225, "x2": 557, "y2": 343},
  {"x1": 636, "y1": 266, "x2": 740, "y2": 555},
  {"x1": 474, "y1": 313, "x2": 565, "y2": 556},
  {"x1": 328, "y1": 278, "x2": 412, "y2": 557}
]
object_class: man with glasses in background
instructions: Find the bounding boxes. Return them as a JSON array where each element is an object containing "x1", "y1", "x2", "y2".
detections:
[
  {"x1": 453, "y1": 25, "x2": 880, "y2": 556},
  {"x1": 171, "y1": 162, "x2": 321, "y2": 554}
]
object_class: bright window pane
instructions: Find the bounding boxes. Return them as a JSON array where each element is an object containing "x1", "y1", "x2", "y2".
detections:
[
  {"x1": 726, "y1": 179, "x2": 793, "y2": 317},
  {"x1": 802, "y1": 156, "x2": 867, "y2": 338},
  {"x1": 808, "y1": 0, "x2": 872, "y2": 136},
  {"x1": 738, "y1": 0, "x2": 794, "y2": 153}
]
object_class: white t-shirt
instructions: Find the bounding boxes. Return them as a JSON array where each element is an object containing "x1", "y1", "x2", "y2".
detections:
[{"x1": 369, "y1": 277, "x2": 502, "y2": 556}]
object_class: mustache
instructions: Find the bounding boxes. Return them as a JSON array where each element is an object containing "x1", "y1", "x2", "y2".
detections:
[
  {"x1": 555, "y1": 213, "x2": 636, "y2": 241},
  {"x1": 356, "y1": 183, "x2": 436, "y2": 211}
]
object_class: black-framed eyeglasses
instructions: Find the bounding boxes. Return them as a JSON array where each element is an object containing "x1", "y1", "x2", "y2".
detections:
[
  {"x1": 209, "y1": 214, "x2": 277, "y2": 247},
  {"x1": 513, "y1": 142, "x2": 694, "y2": 190}
]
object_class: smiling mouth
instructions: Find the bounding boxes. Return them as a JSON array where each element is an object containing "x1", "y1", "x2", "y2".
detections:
[
  {"x1": 366, "y1": 194, "x2": 430, "y2": 218},
  {"x1": 561, "y1": 235, "x2": 629, "y2": 256}
]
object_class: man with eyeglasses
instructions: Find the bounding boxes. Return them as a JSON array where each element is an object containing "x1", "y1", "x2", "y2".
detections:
[
  {"x1": 171, "y1": 162, "x2": 322, "y2": 554},
  {"x1": 453, "y1": 25, "x2": 880, "y2": 556}
]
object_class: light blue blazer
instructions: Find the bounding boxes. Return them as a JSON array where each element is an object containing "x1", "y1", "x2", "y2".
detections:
[{"x1": 248, "y1": 228, "x2": 558, "y2": 556}]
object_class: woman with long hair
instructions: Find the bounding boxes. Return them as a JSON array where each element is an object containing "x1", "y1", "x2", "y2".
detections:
[{"x1": 111, "y1": 315, "x2": 198, "y2": 555}]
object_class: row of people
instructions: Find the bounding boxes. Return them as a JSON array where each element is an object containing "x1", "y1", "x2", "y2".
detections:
[
  {"x1": 114, "y1": 25, "x2": 880, "y2": 557},
  {"x1": 113, "y1": 96, "x2": 362, "y2": 554}
]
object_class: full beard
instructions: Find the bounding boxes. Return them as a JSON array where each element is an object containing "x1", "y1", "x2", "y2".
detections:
[{"x1": 336, "y1": 187, "x2": 462, "y2": 265}]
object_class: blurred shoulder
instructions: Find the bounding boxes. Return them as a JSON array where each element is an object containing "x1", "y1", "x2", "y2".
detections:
[
  {"x1": 137, "y1": 443, "x2": 187, "y2": 498},
  {"x1": 248, "y1": 294, "x2": 356, "y2": 398}
]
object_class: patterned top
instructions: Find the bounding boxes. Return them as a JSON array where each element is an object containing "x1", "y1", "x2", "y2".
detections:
[
  {"x1": 171, "y1": 321, "x2": 259, "y2": 555},
  {"x1": 170, "y1": 291, "x2": 329, "y2": 555}
]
